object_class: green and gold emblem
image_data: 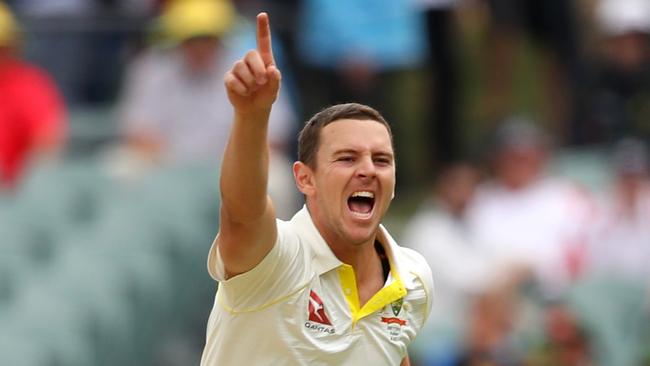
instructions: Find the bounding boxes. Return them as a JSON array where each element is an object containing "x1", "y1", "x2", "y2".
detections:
[{"x1": 391, "y1": 298, "x2": 403, "y2": 316}]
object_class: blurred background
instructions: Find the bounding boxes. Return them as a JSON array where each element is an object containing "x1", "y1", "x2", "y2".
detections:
[{"x1": 1, "y1": 0, "x2": 649, "y2": 365}]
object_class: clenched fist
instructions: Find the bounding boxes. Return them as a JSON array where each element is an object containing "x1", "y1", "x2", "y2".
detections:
[{"x1": 224, "y1": 12, "x2": 281, "y2": 114}]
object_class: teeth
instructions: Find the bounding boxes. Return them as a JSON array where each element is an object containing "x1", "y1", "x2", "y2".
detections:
[{"x1": 351, "y1": 191, "x2": 374, "y2": 199}]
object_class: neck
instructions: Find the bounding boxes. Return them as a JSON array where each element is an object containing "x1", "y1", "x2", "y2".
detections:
[
  {"x1": 306, "y1": 204, "x2": 387, "y2": 306},
  {"x1": 329, "y1": 235, "x2": 378, "y2": 272},
  {"x1": 326, "y1": 233, "x2": 384, "y2": 305},
  {"x1": 307, "y1": 204, "x2": 382, "y2": 280}
]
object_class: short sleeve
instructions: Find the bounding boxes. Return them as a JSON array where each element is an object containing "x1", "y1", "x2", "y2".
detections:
[
  {"x1": 206, "y1": 219, "x2": 314, "y2": 312},
  {"x1": 401, "y1": 247, "x2": 435, "y2": 330}
]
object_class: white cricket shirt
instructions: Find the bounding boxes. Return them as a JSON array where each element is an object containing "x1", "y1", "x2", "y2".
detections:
[{"x1": 200, "y1": 206, "x2": 434, "y2": 365}]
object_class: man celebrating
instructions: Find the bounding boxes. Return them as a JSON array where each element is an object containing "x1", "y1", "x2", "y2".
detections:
[{"x1": 201, "y1": 13, "x2": 433, "y2": 366}]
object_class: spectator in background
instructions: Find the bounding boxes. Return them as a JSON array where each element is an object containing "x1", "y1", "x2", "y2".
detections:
[
  {"x1": 0, "y1": 2, "x2": 66, "y2": 190},
  {"x1": 452, "y1": 291, "x2": 522, "y2": 366},
  {"x1": 580, "y1": 0, "x2": 650, "y2": 143},
  {"x1": 404, "y1": 162, "x2": 501, "y2": 364},
  {"x1": 482, "y1": 0, "x2": 582, "y2": 144},
  {"x1": 415, "y1": 0, "x2": 462, "y2": 168},
  {"x1": 10, "y1": 0, "x2": 155, "y2": 104},
  {"x1": 117, "y1": 0, "x2": 297, "y2": 217},
  {"x1": 119, "y1": 0, "x2": 293, "y2": 163},
  {"x1": 525, "y1": 302, "x2": 596, "y2": 366},
  {"x1": 466, "y1": 117, "x2": 595, "y2": 297},
  {"x1": 585, "y1": 138, "x2": 650, "y2": 282},
  {"x1": 295, "y1": 0, "x2": 428, "y2": 190}
]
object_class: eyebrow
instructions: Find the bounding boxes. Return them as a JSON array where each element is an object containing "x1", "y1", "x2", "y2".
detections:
[{"x1": 332, "y1": 149, "x2": 359, "y2": 156}]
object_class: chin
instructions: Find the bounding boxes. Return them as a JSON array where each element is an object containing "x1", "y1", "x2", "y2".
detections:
[{"x1": 342, "y1": 224, "x2": 379, "y2": 246}]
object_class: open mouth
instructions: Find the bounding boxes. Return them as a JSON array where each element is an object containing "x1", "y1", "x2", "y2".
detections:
[{"x1": 347, "y1": 191, "x2": 375, "y2": 216}]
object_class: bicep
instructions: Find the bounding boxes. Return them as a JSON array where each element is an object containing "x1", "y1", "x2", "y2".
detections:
[{"x1": 217, "y1": 195, "x2": 278, "y2": 278}]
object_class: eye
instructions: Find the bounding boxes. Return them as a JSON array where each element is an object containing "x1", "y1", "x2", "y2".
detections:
[
  {"x1": 336, "y1": 156, "x2": 355, "y2": 163},
  {"x1": 373, "y1": 157, "x2": 392, "y2": 166}
]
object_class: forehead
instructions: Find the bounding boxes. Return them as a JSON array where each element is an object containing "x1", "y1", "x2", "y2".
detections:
[{"x1": 318, "y1": 119, "x2": 393, "y2": 155}]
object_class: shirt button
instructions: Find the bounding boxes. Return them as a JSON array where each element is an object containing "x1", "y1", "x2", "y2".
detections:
[{"x1": 345, "y1": 288, "x2": 351, "y2": 295}]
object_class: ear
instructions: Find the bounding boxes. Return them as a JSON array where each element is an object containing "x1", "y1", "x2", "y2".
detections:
[{"x1": 293, "y1": 161, "x2": 316, "y2": 196}]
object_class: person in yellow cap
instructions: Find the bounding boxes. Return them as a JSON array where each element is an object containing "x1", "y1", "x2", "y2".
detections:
[
  {"x1": 156, "y1": 0, "x2": 236, "y2": 73},
  {"x1": 116, "y1": 0, "x2": 297, "y2": 216},
  {"x1": 0, "y1": 2, "x2": 67, "y2": 189},
  {"x1": 0, "y1": 1, "x2": 18, "y2": 47},
  {"x1": 160, "y1": 0, "x2": 235, "y2": 45}
]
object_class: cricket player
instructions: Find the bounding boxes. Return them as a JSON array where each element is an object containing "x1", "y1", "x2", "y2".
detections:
[{"x1": 201, "y1": 13, "x2": 434, "y2": 366}]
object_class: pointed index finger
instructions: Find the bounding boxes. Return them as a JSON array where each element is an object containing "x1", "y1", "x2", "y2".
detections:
[{"x1": 256, "y1": 12, "x2": 275, "y2": 66}]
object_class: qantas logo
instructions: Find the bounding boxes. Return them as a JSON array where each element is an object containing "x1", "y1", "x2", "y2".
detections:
[
  {"x1": 304, "y1": 290, "x2": 335, "y2": 334},
  {"x1": 308, "y1": 290, "x2": 332, "y2": 325}
]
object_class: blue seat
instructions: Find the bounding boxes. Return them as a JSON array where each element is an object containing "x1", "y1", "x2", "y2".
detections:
[
  {"x1": 5, "y1": 280, "x2": 94, "y2": 366},
  {"x1": 0, "y1": 330, "x2": 51, "y2": 366}
]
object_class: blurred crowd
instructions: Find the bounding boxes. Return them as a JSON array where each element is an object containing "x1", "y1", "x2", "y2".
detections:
[
  {"x1": 1, "y1": 0, "x2": 650, "y2": 365},
  {"x1": 406, "y1": 124, "x2": 650, "y2": 366}
]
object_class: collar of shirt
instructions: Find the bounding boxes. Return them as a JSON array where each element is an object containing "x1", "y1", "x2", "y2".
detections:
[
  {"x1": 292, "y1": 205, "x2": 416, "y2": 287},
  {"x1": 291, "y1": 206, "x2": 416, "y2": 325}
]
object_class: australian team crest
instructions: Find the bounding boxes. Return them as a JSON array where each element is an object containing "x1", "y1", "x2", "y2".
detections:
[
  {"x1": 383, "y1": 298, "x2": 407, "y2": 341},
  {"x1": 391, "y1": 298, "x2": 403, "y2": 316}
]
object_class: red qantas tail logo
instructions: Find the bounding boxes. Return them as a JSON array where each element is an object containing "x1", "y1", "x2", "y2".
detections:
[{"x1": 308, "y1": 290, "x2": 332, "y2": 325}]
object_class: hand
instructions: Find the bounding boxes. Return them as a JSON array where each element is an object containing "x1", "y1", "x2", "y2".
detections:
[{"x1": 224, "y1": 12, "x2": 281, "y2": 114}]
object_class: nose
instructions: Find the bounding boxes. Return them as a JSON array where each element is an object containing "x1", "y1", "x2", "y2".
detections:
[{"x1": 356, "y1": 156, "x2": 376, "y2": 179}]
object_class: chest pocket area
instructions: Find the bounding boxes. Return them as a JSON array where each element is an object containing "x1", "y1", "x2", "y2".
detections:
[
  {"x1": 278, "y1": 275, "x2": 355, "y2": 360},
  {"x1": 299, "y1": 274, "x2": 346, "y2": 336},
  {"x1": 383, "y1": 278, "x2": 429, "y2": 348}
]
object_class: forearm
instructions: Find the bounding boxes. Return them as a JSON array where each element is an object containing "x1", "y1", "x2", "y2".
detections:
[
  {"x1": 215, "y1": 12, "x2": 281, "y2": 276},
  {"x1": 220, "y1": 108, "x2": 272, "y2": 222},
  {"x1": 400, "y1": 355, "x2": 410, "y2": 366}
]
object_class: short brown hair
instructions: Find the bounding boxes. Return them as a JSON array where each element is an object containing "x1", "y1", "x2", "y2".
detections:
[{"x1": 297, "y1": 103, "x2": 393, "y2": 168}]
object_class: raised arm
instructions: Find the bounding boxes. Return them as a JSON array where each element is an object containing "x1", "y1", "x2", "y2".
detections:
[{"x1": 218, "y1": 13, "x2": 282, "y2": 278}]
